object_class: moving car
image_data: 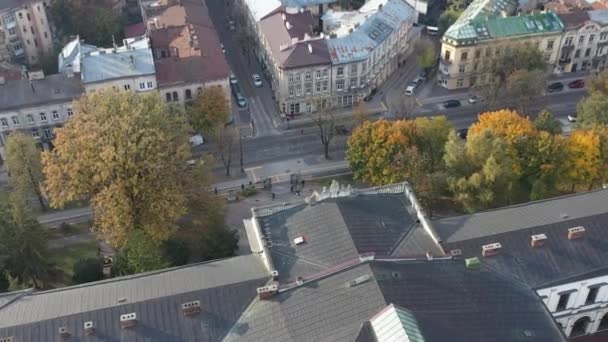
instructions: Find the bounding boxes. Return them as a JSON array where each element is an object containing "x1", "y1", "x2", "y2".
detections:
[
  {"x1": 468, "y1": 95, "x2": 483, "y2": 104},
  {"x1": 568, "y1": 79, "x2": 585, "y2": 89},
  {"x1": 568, "y1": 113, "x2": 578, "y2": 122},
  {"x1": 236, "y1": 92, "x2": 247, "y2": 108},
  {"x1": 443, "y1": 99, "x2": 461, "y2": 108},
  {"x1": 252, "y1": 74, "x2": 263, "y2": 87},
  {"x1": 547, "y1": 82, "x2": 564, "y2": 93},
  {"x1": 220, "y1": 44, "x2": 225, "y2": 54},
  {"x1": 405, "y1": 84, "x2": 416, "y2": 96}
]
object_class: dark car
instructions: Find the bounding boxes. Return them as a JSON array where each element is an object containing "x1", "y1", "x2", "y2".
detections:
[
  {"x1": 547, "y1": 82, "x2": 564, "y2": 93},
  {"x1": 443, "y1": 99, "x2": 461, "y2": 108},
  {"x1": 456, "y1": 128, "x2": 468, "y2": 139},
  {"x1": 568, "y1": 79, "x2": 585, "y2": 89},
  {"x1": 334, "y1": 125, "x2": 349, "y2": 135},
  {"x1": 363, "y1": 88, "x2": 377, "y2": 102}
]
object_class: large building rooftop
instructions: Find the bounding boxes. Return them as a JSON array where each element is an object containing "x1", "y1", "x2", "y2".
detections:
[
  {"x1": 80, "y1": 36, "x2": 156, "y2": 84},
  {"x1": 433, "y1": 189, "x2": 608, "y2": 288},
  {"x1": 324, "y1": 0, "x2": 415, "y2": 64},
  {"x1": 0, "y1": 73, "x2": 82, "y2": 112},
  {"x1": 444, "y1": 0, "x2": 564, "y2": 43}
]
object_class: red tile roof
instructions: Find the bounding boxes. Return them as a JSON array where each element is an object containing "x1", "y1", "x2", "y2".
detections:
[{"x1": 124, "y1": 23, "x2": 146, "y2": 38}]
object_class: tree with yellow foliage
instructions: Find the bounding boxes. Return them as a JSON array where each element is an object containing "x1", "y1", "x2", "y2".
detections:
[
  {"x1": 42, "y1": 90, "x2": 191, "y2": 247},
  {"x1": 469, "y1": 109, "x2": 537, "y2": 145},
  {"x1": 564, "y1": 130, "x2": 601, "y2": 191}
]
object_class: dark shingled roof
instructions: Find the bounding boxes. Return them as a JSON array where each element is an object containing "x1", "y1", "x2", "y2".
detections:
[
  {"x1": 256, "y1": 192, "x2": 426, "y2": 282},
  {"x1": 433, "y1": 189, "x2": 608, "y2": 288},
  {"x1": 225, "y1": 259, "x2": 566, "y2": 342},
  {"x1": 0, "y1": 255, "x2": 269, "y2": 341}
]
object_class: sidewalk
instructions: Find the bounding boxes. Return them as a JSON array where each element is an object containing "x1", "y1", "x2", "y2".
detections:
[{"x1": 282, "y1": 100, "x2": 387, "y2": 130}]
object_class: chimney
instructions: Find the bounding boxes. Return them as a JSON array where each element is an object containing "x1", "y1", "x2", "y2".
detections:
[
  {"x1": 58, "y1": 326, "x2": 70, "y2": 339},
  {"x1": 450, "y1": 249, "x2": 462, "y2": 257},
  {"x1": 120, "y1": 312, "x2": 137, "y2": 329},
  {"x1": 425, "y1": 251, "x2": 434, "y2": 260},
  {"x1": 271, "y1": 270, "x2": 279, "y2": 280},
  {"x1": 530, "y1": 233, "x2": 547, "y2": 247},
  {"x1": 318, "y1": 4, "x2": 324, "y2": 29},
  {"x1": 181, "y1": 300, "x2": 202, "y2": 316},
  {"x1": 84, "y1": 321, "x2": 95, "y2": 335},
  {"x1": 568, "y1": 226, "x2": 585, "y2": 240},
  {"x1": 378, "y1": 3, "x2": 383, "y2": 10},
  {"x1": 308, "y1": 43, "x2": 313, "y2": 54},
  {"x1": 481, "y1": 242, "x2": 502, "y2": 257},
  {"x1": 257, "y1": 283, "x2": 279, "y2": 300}
]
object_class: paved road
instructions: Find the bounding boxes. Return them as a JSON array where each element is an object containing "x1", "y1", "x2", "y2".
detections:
[{"x1": 207, "y1": 0, "x2": 281, "y2": 137}]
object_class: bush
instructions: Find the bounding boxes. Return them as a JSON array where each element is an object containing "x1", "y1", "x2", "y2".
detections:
[
  {"x1": 0, "y1": 272, "x2": 9, "y2": 292},
  {"x1": 162, "y1": 239, "x2": 190, "y2": 267},
  {"x1": 239, "y1": 187, "x2": 258, "y2": 198},
  {"x1": 60, "y1": 222, "x2": 77, "y2": 235},
  {"x1": 72, "y1": 258, "x2": 103, "y2": 284}
]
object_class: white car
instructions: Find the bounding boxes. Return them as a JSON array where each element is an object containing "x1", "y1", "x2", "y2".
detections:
[
  {"x1": 468, "y1": 95, "x2": 483, "y2": 104},
  {"x1": 229, "y1": 74, "x2": 238, "y2": 85},
  {"x1": 220, "y1": 44, "x2": 225, "y2": 54},
  {"x1": 568, "y1": 114, "x2": 577, "y2": 122},
  {"x1": 405, "y1": 84, "x2": 416, "y2": 96},
  {"x1": 252, "y1": 74, "x2": 262, "y2": 87},
  {"x1": 189, "y1": 134, "x2": 204, "y2": 147}
]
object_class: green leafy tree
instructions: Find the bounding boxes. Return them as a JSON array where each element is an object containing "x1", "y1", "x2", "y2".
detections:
[
  {"x1": 534, "y1": 110, "x2": 562, "y2": 134},
  {"x1": 72, "y1": 258, "x2": 104, "y2": 284},
  {"x1": 42, "y1": 89, "x2": 191, "y2": 247},
  {"x1": 492, "y1": 45, "x2": 545, "y2": 83},
  {"x1": 162, "y1": 239, "x2": 190, "y2": 266},
  {"x1": 5, "y1": 131, "x2": 47, "y2": 211},
  {"x1": 0, "y1": 199, "x2": 56, "y2": 289},
  {"x1": 576, "y1": 94, "x2": 608, "y2": 129},
  {"x1": 438, "y1": 9, "x2": 461, "y2": 35},
  {"x1": 198, "y1": 225, "x2": 239, "y2": 261},
  {"x1": 520, "y1": 132, "x2": 569, "y2": 200},
  {"x1": 112, "y1": 230, "x2": 169, "y2": 275},
  {"x1": 0, "y1": 271, "x2": 8, "y2": 292},
  {"x1": 506, "y1": 69, "x2": 546, "y2": 115},
  {"x1": 416, "y1": 38, "x2": 436, "y2": 73},
  {"x1": 188, "y1": 87, "x2": 230, "y2": 135}
]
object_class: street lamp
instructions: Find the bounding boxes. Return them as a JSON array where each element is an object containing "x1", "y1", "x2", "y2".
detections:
[{"x1": 239, "y1": 128, "x2": 244, "y2": 173}]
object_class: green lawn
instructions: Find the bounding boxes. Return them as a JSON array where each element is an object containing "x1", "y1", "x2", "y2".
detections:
[{"x1": 49, "y1": 240, "x2": 99, "y2": 287}]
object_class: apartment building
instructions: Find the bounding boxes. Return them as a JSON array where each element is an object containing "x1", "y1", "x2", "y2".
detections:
[
  {"x1": 58, "y1": 35, "x2": 157, "y2": 94},
  {"x1": 324, "y1": 0, "x2": 419, "y2": 106},
  {"x1": 556, "y1": 10, "x2": 608, "y2": 73},
  {"x1": 259, "y1": 10, "x2": 332, "y2": 115},
  {"x1": 439, "y1": 0, "x2": 564, "y2": 89},
  {"x1": 140, "y1": 0, "x2": 231, "y2": 107},
  {"x1": 0, "y1": 0, "x2": 53, "y2": 65},
  {"x1": 0, "y1": 71, "x2": 82, "y2": 163}
]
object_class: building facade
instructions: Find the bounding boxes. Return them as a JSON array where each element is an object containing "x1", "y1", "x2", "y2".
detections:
[
  {"x1": 0, "y1": 0, "x2": 53, "y2": 65},
  {"x1": 439, "y1": 0, "x2": 564, "y2": 89},
  {"x1": 0, "y1": 72, "x2": 82, "y2": 162},
  {"x1": 556, "y1": 10, "x2": 608, "y2": 73}
]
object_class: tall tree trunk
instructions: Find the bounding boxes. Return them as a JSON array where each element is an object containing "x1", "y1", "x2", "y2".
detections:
[{"x1": 324, "y1": 143, "x2": 330, "y2": 159}]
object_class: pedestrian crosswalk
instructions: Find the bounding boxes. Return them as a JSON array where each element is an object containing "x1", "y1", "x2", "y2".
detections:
[{"x1": 248, "y1": 96, "x2": 280, "y2": 137}]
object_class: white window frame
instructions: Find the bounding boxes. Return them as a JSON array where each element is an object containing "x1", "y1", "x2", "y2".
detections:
[{"x1": 52, "y1": 111, "x2": 59, "y2": 120}]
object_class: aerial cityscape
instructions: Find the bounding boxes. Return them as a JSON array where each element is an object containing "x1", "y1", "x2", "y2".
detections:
[{"x1": 1, "y1": 0, "x2": 608, "y2": 340}]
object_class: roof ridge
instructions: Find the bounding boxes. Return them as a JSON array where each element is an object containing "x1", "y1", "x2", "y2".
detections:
[
  {"x1": 16, "y1": 255, "x2": 257, "y2": 297},
  {"x1": 434, "y1": 188, "x2": 608, "y2": 222}
]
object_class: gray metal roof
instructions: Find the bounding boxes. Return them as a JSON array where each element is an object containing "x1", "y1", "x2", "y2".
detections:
[
  {"x1": 256, "y1": 191, "x2": 420, "y2": 282},
  {"x1": 225, "y1": 258, "x2": 566, "y2": 342},
  {"x1": 433, "y1": 189, "x2": 608, "y2": 288},
  {"x1": 0, "y1": 74, "x2": 82, "y2": 112},
  {"x1": 0, "y1": 254, "x2": 269, "y2": 338},
  {"x1": 433, "y1": 189, "x2": 608, "y2": 243}
]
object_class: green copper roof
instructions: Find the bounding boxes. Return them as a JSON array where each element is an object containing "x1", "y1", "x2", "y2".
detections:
[{"x1": 444, "y1": 0, "x2": 564, "y2": 43}]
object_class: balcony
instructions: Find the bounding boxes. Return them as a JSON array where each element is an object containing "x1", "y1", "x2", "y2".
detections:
[{"x1": 558, "y1": 57, "x2": 572, "y2": 65}]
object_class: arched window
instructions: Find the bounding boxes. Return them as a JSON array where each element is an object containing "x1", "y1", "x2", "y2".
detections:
[
  {"x1": 599, "y1": 312, "x2": 608, "y2": 332},
  {"x1": 165, "y1": 93, "x2": 171, "y2": 102},
  {"x1": 185, "y1": 89, "x2": 192, "y2": 99},
  {"x1": 570, "y1": 316, "x2": 592, "y2": 337}
]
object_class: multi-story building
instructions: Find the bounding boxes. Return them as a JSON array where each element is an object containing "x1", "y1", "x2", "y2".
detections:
[
  {"x1": 0, "y1": 71, "x2": 82, "y2": 163},
  {"x1": 0, "y1": 0, "x2": 53, "y2": 65},
  {"x1": 58, "y1": 35, "x2": 157, "y2": 94},
  {"x1": 244, "y1": 0, "x2": 420, "y2": 113},
  {"x1": 556, "y1": 9, "x2": 608, "y2": 73},
  {"x1": 432, "y1": 189, "x2": 608, "y2": 339},
  {"x1": 439, "y1": 0, "x2": 564, "y2": 89},
  {"x1": 324, "y1": 0, "x2": 419, "y2": 105},
  {"x1": 140, "y1": 0, "x2": 231, "y2": 107},
  {"x1": 259, "y1": 10, "x2": 332, "y2": 115}
]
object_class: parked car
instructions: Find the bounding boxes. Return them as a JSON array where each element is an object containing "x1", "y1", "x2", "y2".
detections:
[
  {"x1": 568, "y1": 79, "x2": 585, "y2": 89},
  {"x1": 443, "y1": 99, "x2": 461, "y2": 108},
  {"x1": 405, "y1": 84, "x2": 416, "y2": 96},
  {"x1": 236, "y1": 92, "x2": 247, "y2": 108},
  {"x1": 456, "y1": 128, "x2": 468, "y2": 139},
  {"x1": 363, "y1": 88, "x2": 377, "y2": 102},
  {"x1": 227, "y1": 19, "x2": 236, "y2": 31},
  {"x1": 547, "y1": 82, "x2": 564, "y2": 93},
  {"x1": 189, "y1": 134, "x2": 204, "y2": 147},
  {"x1": 334, "y1": 125, "x2": 349, "y2": 135},
  {"x1": 230, "y1": 74, "x2": 238, "y2": 85},
  {"x1": 220, "y1": 44, "x2": 225, "y2": 54},
  {"x1": 252, "y1": 74, "x2": 263, "y2": 87},
  {"x1": 412, "y1": 76, "x2": 424, "y2": 86},
  {"x1": 468, "y1": 95, "x2": 483, "y2": 104},
  {"x1": 568, "y1": 113, "x2": 578, "y2": 122}
]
